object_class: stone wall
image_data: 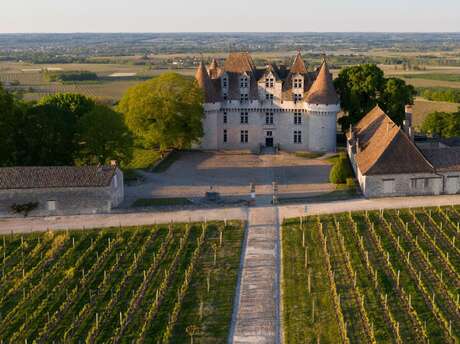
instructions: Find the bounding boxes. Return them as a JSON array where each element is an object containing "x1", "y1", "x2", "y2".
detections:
[
  {"x1": 0, "y1": 169, "x2": 124, "y2": 217},
  {"x1": 200, "y1": 99, "x2": 339, "y2": 152}
]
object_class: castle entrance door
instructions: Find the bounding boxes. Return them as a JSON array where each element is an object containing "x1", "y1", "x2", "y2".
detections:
[{"x1": 265, "y1": 131, "x2": 273, "y2": 147}]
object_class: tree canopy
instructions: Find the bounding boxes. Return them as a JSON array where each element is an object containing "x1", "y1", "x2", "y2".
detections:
[
  {"x1": 334, "y1": 64, "x2": 416, "y2": 130},
  {"x1": 76, "y1": 105, "x2": 133, "y2": 165},
  {"x1": 118, "y1": 73, "x2": 204, "y2": 151},
  {"x1": 0, "y1": 89, "x2": 133, "y2": 167},
  {"x1": 421, "y1": 109, "x2": 460, "y2": 138}
]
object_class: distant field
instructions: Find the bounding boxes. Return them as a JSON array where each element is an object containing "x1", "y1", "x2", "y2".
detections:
[
  {"x1": 0, "y1": 221, "x2": 244, "y2": 342},
  {"x1": 402, "y1": 73, "x2": 460, "y2": 82},
  {"x1": 412, "y1": 98, "x2": 460, "y2": 128}
]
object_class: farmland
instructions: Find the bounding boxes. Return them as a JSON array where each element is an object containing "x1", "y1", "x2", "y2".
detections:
[
  {"x1": 0, "y1": 221, "x2": 244, "y2": 343},
  {"x1": 282, "y1": 206, "x2": 460, "y2": 343}
]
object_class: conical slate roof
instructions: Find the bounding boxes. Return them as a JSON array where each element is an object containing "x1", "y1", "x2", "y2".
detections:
[
  {"x1": 195, "y1": 61, "x2": 218, "y2": 103},
  {"x1": 305, "y1": 59, "x2": 338, "y2": 105},
  {"x1": 290, "y1": 51, "x2": 308, "y2": 74}
]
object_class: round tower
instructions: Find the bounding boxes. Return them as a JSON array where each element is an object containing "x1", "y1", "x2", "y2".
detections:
[{"x1": 305, "y1": 59, "x2": 340, "y2": 152}]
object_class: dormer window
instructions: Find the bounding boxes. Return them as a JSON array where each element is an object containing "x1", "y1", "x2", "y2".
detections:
[
  {"x1": 240, "y1": 76, "x2": 249, "y2": 88},
  {"x1": 293, "y1": 78, "x2": 303, "y2": 89},
  {"x1": 265, "y1": 77, "x2": 274, "y2": 88}
]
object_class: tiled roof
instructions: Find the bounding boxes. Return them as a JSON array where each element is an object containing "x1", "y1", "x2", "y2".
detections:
[
  {"x1": 353, "y1": 106, "x2": 434, "y2": 175},
  {"x1": 290, "y1": 52, "x2": 308, "y2": 74},
  {"x1": 421, "y1": 147, "x2": 460, "y2": 172},
  {"x1": 223, "y1": 52, "x2": 256, "y2": 73},
  {"x1": 0, "y1": 166, "x2": 117, "y2": 190},
  {"x1": 305, "y1": 60, "x2": 339, "y2": 105}
]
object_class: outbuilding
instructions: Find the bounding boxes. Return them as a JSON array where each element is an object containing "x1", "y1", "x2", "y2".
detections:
[{"x1": 0, "y1": 163, "x2": 124, "y2": 217}]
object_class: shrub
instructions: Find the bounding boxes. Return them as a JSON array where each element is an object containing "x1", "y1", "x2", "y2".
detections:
[
  {"x1": 10, "y1": 202, "x2": 39, "y2": 217},
  {"x1": 329, "y1": 154, "x2": 353, "y2": 184}
]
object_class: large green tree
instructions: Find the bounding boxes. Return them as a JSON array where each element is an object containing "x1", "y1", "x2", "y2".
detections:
[
  {"x1": 334, "y1": 64, "x2": 415, "y2": 130},
  {"x1": 23, "y1": 104, "x2": 78, "y2": 165},
  {"x1": 76, "y1": 105, "x2": 133, "y2": 165},
  {"x1": 421, "y1": 109, "x2": 460, "y2": 138},
  {"x1": 118, "y1": 73, "x2": 204, "y2": 152}
]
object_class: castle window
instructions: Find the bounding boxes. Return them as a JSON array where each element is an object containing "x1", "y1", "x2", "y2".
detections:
[
  {"x1": 223, "y1": 77, "x2": 228, "y2": 88},
  {"x1": 240, "y1": 76, "x2": 248, "y2": 88},
  {"x1": 265, "y1": 93, "x2": 274, "y2": 101},
  {"x1": 240, "y1": 112, "x2": 248, "y2": 124},
  {"x1": 240, "y1": 130, "x2": 248, "y2": 143},
  {"x1": 223, "y1": 111, "x2": 227, "y2": 124},
  {"x1": 240, "y1": 93, "x2": 249, "y2": 102},
  {"x1": 294, "y1": 130, "x2": 302, "y2": 144},
  {"x1": 223, "y1": 129, "x2": 228, "y2": 143},
  {"x1": 293, "y1": 78, "x2": 303, "y2": 89},
  {"x1": 265, "y1": 112, "x2": 274, "y2": 125},
  {"x1": 294, "y1": 111, "x2": 302, "y2": 125},
  {"x1": 223, "y1": 93, "x2": 228, "y2": 101},
  {"x1": 293, "y1": 93, "x2": 302, "y2": 102},
  {"x1": 265, "y1": 77, "x2": 274, "y2": 88}
]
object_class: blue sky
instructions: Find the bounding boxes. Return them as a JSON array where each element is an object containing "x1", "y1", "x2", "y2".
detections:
[{"x1": 0, "y1": 0, "x2": 459, "y2": 33}]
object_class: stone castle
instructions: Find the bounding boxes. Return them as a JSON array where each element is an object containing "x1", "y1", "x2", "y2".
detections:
[{"x1": 195, "y1": 52, "x2": 340, "y2": 152}]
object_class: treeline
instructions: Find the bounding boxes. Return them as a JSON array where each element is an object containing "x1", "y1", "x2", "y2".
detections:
[
  {"x1": 417, "y1": 87, "x2": 460, "y2": 103},
  {"x1": 421, "y1": 109, "x2": 460, "y2": 138},
  {"x1": 0, "y1": 87, "x2": 132, "y2": 167},
  {"x1": 45, "y1": 71, "x2": 99, "y2": 82}
]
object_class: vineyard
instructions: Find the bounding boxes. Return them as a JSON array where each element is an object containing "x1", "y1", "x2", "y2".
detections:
[
  {"x1": 0, "y1": 221, "x2": 243, "y2": 343},
  {"x1": 282, "y1": 206, "x2": 460, "y2": 343}
]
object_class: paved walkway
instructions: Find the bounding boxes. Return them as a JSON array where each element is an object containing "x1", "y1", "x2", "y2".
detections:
[
  {"x1": 230, "y1": 206, "x2": 281, "y2": 344},
  {"x1": 3, "y1": 194, "x2": 460, "y2": 234}
]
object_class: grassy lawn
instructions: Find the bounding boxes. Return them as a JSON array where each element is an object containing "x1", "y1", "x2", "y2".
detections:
[
  {"x1": 152, "y1": 150, "x2": 181, "y2": 173},
  {"x1": 0, "y1": 221, "x2": 244, "y2": 343},
  {"x1": 282, "y1": 208, "x2": 460, "y2": 343},
  {"x1": 294, "y1": 151, "x2": 324, "y2": 159},
  {"x1": 131, "y1": 198, "x2": 193, "y2": 207},
  {"x1": 278, "y1": 184, "x2": 358, "y2": 205}
]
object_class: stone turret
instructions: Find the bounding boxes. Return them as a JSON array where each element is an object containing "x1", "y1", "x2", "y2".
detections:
[{"x1": 306, "y1": 58, "x2": 340, "y2": 152}]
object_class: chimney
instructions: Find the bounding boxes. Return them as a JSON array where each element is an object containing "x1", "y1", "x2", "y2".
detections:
[{"x1": 404, "y1": 105, "x2": 414, "y2": 141}]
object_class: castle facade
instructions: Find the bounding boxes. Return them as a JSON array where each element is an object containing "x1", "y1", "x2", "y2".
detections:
[{"x1": 195, "y1": 52, "x2": 340, "y2": 152}]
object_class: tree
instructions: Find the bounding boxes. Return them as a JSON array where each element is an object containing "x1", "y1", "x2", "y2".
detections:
[
  {"x1": 0, "y1": 85, "x2": 28, "y2": 166},
  {"x1": 38, "y1": 93, "x2": 95, "y2": 119},
  {"x1": 21, "y1": 103, "x2": 77, "y2": 165},
  {"x1": 76, "y1": 105, "x2": 133, "y2": 165},
  {"x1": 334, "y1": 64, "x2": 385, "y2": 129},
  {"x1": 421, "y1": 109, "x2": 460, "y2": 138},
  {"x1": 334, "y1": 64, "x2": 415, "y2": 130},
  {"x1": 118, "y1": 73, "x2": 204, "y2": 152},
  {"x1": 379, "y1": 78, "x2": 416, "y2": 125},
  {"x1": 420, "y1": 111, "x2": 449, "y2": 137}
]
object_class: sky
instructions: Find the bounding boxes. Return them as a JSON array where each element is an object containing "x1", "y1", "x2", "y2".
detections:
[{"x1": 0, "y1": 0, "x2": 459, "y2": 33}]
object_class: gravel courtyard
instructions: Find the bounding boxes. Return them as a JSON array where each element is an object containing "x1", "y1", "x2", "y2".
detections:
[{"x1": 123, "y1": 151, "x2": 334, "y2": 206}]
